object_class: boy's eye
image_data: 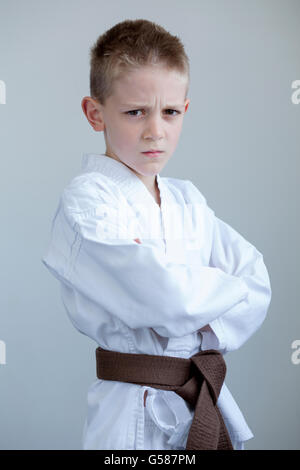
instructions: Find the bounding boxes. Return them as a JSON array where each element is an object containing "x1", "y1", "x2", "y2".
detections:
[
  {"x1": 125, "y1": 109, "x2": 180, "y2": 117},
  {"x1": 126, "y1": 110, "x2": 142, "y2": 116}
]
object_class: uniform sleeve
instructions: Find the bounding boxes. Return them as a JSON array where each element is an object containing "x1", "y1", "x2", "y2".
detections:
[
  {"x1": 200, "y1": 215, "x2": 272, "y2": 354},
  {"x1": 41, "y1": 178, "x2": 250, "y2": 339}
]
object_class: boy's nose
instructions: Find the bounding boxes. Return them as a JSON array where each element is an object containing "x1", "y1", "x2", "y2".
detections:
[{"x1": 143, "y1": 118, "x2": 164, "y2": 140}]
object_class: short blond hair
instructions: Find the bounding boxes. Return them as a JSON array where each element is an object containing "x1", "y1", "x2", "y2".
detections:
[{"x1": 89, "y1": 19, "x2": 190, "y2": 105}]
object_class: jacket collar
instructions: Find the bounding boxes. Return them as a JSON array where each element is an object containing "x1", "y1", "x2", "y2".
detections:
[{"x1": 80, "y1": 153, "x2": 166, "y2": 209}]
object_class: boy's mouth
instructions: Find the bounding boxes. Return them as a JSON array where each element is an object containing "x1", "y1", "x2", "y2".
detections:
[{"x1": 142, "y1": 151, "x2": 164, "y2": 157}]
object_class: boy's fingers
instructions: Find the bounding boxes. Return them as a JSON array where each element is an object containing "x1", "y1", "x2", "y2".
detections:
[{"x1": 133, "y1": 238, "x2": 142, "y2": 244}]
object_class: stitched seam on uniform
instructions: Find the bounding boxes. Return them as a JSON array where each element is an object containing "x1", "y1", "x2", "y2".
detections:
[
  {"x1": 127, "y1": 336, "x2": 137, "y2": 353},
  {"x1": 119, "y1": 325, "x2": 136, "y2": 353},
  {"x1": 126, "y1": 388, "x2": 138, "y2": 450},
  {"x1": 165, "y1": 350, "x2": 194, "y2": 355},
  {"x1": 135, "y1": 388, "x2": 146, "y2": 450},
  {"x1": 67, "y1": 223, "x2": 83, "y2": 281},
  {"x1": 66, "y1": 207, "x2": 99, "y2": 218},
  {"x1": 63, "y1": 224, "x2": 78, "y2": 281}
]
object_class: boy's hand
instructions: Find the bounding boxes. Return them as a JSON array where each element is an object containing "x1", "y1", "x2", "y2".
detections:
[{"x1": 133, "y1": 238, "x2": 142, "y2": 244}]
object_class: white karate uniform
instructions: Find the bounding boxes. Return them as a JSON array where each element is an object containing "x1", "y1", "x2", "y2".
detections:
[{"x1": 42, "y1": 153, "x2": 272, "y2": 450}]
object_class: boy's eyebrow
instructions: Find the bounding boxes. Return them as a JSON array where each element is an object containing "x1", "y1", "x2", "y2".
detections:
[{"x1": 120, "y1": 103, "x2": 185, "y2": 108}]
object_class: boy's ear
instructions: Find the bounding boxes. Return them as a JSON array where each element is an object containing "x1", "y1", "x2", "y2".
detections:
[
  {"x1": 184, "y1": 99, "x2": 190, "y2": 113},
  {"x1": 81, "y1": 96, "x2": 105, "y2": 132}
]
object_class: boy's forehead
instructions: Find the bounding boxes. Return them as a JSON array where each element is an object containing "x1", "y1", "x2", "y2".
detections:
[{"x1": 112, "y1": 68, "x2": 188, "y2": 104}]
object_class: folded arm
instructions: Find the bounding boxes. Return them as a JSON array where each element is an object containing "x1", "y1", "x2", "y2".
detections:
[
  {"x1": 200, "y1": 215, "x2": 272, "y2": 353},
  {"x1": 41, "y1": 179, "x2": 249, "y2": 338}
]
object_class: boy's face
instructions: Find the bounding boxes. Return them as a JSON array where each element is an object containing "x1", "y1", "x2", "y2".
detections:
[{"x1": 82, "y1": 65, "x2": 190, "y2": 190}]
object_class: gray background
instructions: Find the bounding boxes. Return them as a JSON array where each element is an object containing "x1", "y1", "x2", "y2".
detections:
[{"x1": 0, "y1": 0, "x2": 299, "y2": 450}]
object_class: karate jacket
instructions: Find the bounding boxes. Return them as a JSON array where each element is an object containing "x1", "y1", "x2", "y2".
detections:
[{"x1": 41, "y1": 153, "x2": 272, "y2": 450}]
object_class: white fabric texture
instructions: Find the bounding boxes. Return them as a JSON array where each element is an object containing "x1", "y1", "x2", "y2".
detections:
[{"x1": 42, "y1": 153, "x2": 272, "y2": 450}]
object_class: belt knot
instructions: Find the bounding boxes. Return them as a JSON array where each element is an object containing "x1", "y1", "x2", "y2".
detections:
[{"x1": 95, "y1": 347, "x2": 233, "y2": 450}]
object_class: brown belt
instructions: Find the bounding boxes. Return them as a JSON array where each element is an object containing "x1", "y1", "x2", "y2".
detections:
[{"x1": 95, "y1": 347, "x2": 234, "y2": 450}]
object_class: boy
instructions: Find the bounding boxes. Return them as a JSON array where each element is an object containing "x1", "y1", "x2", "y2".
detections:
[{"x1": 42, "y1": 19, "x2": 272, "y2": 450}]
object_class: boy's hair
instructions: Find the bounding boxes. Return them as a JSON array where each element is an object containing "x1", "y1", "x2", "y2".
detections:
[{"x1": 89, "y1": 19, "x2": 190, "y2": 106}]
